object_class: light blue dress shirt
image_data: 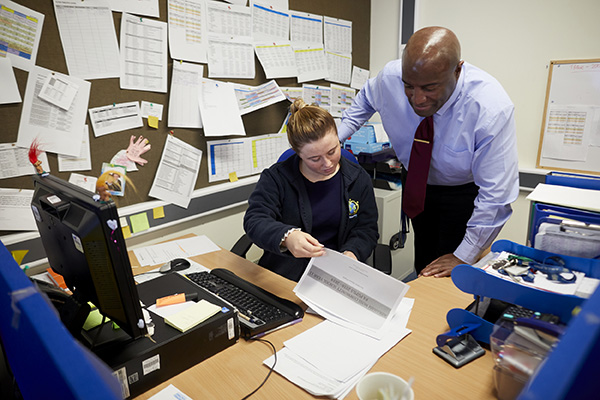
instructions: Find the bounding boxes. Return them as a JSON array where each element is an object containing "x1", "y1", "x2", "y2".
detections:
[{"x1": 339, "y1": 60, "x2": 519, "y2": 264}]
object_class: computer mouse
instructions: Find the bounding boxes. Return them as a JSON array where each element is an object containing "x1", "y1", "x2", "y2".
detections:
[{"x1": 159, "y1": 258, "x2": 191, "y2": 273}]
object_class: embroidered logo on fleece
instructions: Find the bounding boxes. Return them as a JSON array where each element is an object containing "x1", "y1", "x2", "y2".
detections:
[{"x1": 348, "y1": 199, "x2": 359, "y2": 218}]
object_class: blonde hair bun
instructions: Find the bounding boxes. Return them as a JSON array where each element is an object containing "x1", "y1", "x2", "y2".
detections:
[{"x1": 290, "y1": 98, "x2": 308, "y2": 115}]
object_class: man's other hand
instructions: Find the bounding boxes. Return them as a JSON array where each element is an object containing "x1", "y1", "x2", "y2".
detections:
[{"x1": 419, "y1": 253, "x2": 465, "y2": 278}]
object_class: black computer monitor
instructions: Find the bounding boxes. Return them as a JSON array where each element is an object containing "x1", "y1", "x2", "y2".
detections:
[{"x1": 31, "y1": 174, "x2": 147, "y2": 343}]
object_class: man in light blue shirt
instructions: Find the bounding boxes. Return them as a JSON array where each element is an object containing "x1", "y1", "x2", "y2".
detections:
[{"x1": 339, "y1": 26, "x2": 519, "y2": 278}]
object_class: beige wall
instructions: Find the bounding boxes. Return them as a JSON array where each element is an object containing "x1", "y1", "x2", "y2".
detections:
[{"x1": 368, "y1": 0, "x2": 600, "y2": 267}]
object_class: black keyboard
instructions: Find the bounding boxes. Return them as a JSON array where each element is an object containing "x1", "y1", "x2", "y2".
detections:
[{"x1": 185, "y1": 268, "x2": 303, "y2": 338}]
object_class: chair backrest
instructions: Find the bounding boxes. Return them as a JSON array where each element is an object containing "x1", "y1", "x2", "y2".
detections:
[{"x1": 277, "y1": 147, "x2": 359, "y2": 164}]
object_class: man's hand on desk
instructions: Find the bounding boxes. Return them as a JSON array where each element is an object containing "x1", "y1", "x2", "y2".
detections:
[{"x1": 419, "y1": 253, "x2": 465, "y2": 278}]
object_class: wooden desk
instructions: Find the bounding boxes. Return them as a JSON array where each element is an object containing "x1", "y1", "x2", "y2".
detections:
[{"x1": 131, "y1": 246, "x2": 496, "y2": 400}]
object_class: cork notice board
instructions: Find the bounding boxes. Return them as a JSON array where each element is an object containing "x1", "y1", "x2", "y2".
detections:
[
  {"x1": 1, "y1": 0, "x2": 371, "y2": 238},
  {"x1": 536, "y1": 59, "x2": 600, "y2": 175}
]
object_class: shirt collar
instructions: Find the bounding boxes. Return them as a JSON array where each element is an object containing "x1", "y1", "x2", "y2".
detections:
[{"x1": 436, "y1": 63, "x2": 465, "y2": 117}]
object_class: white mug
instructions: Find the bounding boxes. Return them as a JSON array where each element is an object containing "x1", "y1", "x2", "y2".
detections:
[{"x1": 356, "y1": 372, "x2": 414, "y2": 400}]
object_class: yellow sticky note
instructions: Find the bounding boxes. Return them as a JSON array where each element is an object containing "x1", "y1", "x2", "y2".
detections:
[
  {"x1": 11, "y1": 250, "x2": 28, "y2": 265},
  {"x1": 164, "y1": 300, "x2": 221, "y2": 332},
  {"x1": 229, "y1": 172, "x2": 238, "y2": 182},
  {"x1": 130, "y1": 212, "x2": 150, "y2": 233},
  {"x1": 148, "y1": 115, "x2": 159, "y2": 129},
  {"x1": 153, "y1": 206, "x2": 165, "y2": 219},
  {"x1": 122, "y1": 225, "x2": 132, "y2": 239}
]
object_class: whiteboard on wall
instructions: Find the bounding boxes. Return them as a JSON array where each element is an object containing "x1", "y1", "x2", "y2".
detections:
[{"x1": 537, "y1": 59, "x2": 600, "y2": 175}]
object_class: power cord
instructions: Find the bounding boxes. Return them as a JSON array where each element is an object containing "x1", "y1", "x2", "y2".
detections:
[{"x1": 241, "y1": 338, "x2": 277, "y2": 400}]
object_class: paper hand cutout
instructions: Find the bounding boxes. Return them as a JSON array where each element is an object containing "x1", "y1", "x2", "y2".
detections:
[{"x1": 126, "y1": 135, "x2": 151, "y2": 165}]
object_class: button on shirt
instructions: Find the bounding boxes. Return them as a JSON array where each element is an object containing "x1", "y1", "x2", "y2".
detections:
[{"x1": 339, "y1": 61, "x2": 519, "y2": 264}]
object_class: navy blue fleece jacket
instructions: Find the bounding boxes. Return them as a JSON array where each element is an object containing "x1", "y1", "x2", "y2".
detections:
[{"x1": 244, "y1": 154, "x2": 379, "y2": 281}]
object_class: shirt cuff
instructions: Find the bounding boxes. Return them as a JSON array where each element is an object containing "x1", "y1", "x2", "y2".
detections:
[{"x1": 453, "y1": 240, "x2": 481, "y2": 266}]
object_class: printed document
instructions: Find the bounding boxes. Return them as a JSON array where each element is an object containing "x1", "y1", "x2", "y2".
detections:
[
  {"x1": 264, "y1": 298, "x2": 414, "y2": 399},
  {"x1": 206, "y1": 139, "x2": 250, "y2": 182},
  {"x1": 251, "y1": 2, "x2": 289, "y2": 41},
  {"x1": 38, "y1": 73, "x2": 79, "y2": 111},
  {"x1": 146, "y1": 384, "x2": 193, "y2": 400},
  {"x1": 68, "y1": 173, "x2": 97, "y2": 193},
  {"x1": 350, "y1": 66, "x2": 370, "y2": 90},
  {"x1": 206, "y1": 0, "x2": 252, "y2": 38},
  {"x1": 294, "y1": 45, "x2": 328, "y2": 83},
  {"x1": 324, "y1": 16, "x2": 352, "y2": 54},
  {"x1": 120, "y1": 13, "x2": 168, "y2": 93},
  {"x1": 0, "y1": 143, "x2": 50, "y2": 180},
  {"x1": 284, "y1": 300, "x2": 413, "y2": 382},
  {"x1": 0, "y1": 188, "x2": 37, "y2": 231},
  {"x1": 148, "y1": 134, "x2": 202, "y2": 209},
  {"x1": 541, "y1": 105, "x2": 595, "y2": 161},
  {"x1": 17, "y1": 66, "x2": 90, "y2": 157},
  {"x1": 280, "y1": 86, "x2": 303, "y2": 102},
  {"x1": 168, "y1": 62, "x2": 204, "y2": 128},
  {"x1": 330, "y1": 84, "x2": 356, "y2": 118},
  {"x1": 326, "y1": 51, "x2": 352, "y2": 85},
  {"x1": 141, "y1": 101, "x2": 164, "y2": 120},
  {"x1": 206, "y1": 133, "x2": 288, "y2": 182},
  {"x1": 207, "y1": 35, "x2": 255, "y2": 79},
  {"x1": 58, "y1": 125, "x2": 92, "y2": 172},
  {"x1": 108, "y1": 0, "x2": 159, "y2": 18},
  {"x1": 0, "y1": 58, "x2": 21, "y2": 104},
  {"x1": 232, "y1": 80, "x2": 286, "y2": 115},
  {"x1": 167, "y1": 0, "x2": 208, "y2": 64},
  {"x1": 53, "y1": 0, "x2": 120, "y2": 79},
  {"x1": 294, "y1": 248, "x2": 410, "y2": 339},
  {"x1": 198, "y1": 79, "x2": 245, "y2": 137},
  {"x1": 89, "y1": 102, "x2": 143, "y2": 137},
  {"x1": 290, "y1": 11, "x2": 323, "y2": 45},
  {"x1": 254, "y1": 41, "x2": 298, "y2": 79},
  {"x1": 1, "y1": 1, "x2": 44, "y2": 71},
  {"x1": 303, "y1": 84, "x2": 331, "y2": 112},
  {"x1": 133, "y1": 235, "x2": 219, "y2": 266}
]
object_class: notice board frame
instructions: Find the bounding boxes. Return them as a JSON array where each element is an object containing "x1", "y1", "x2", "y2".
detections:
[{"x1": 536, "y1": 58, "x2": 600, "y2": 175}]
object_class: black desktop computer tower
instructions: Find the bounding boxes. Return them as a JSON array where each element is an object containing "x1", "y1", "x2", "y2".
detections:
[{"x1": 88, "y1": 273, "x2": 240, "y2": 398}]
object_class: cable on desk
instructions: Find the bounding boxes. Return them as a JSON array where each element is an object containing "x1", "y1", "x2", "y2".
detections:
[{"x1": 241, "y1": 338, "x2": 277, "y2": 400}]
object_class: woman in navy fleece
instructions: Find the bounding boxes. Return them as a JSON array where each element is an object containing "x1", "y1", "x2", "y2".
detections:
[{"x1": 243, "y1": 99, "x2": 379, "y2": 282}]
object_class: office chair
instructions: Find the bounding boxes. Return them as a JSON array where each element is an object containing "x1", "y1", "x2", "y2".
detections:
[{"x1": 234, "y1": 146, "x2": 392, "y2": 275}]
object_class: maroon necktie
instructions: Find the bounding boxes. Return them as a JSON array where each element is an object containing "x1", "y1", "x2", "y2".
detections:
[{"x1": 403, "y1": 116, "x2": 434, "y2": 219}]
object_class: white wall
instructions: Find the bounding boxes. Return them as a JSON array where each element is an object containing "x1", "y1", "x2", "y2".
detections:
[
  {"x1": 368, "y1": 0, "x2": 600, "y2": 268},
  {"x1": 416, "y1": 0, "x2": 600, "y2": 171}
]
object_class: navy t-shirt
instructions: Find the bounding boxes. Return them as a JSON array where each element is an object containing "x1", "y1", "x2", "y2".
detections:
[{"x1": 303, "y1": 170, "x2": 342, "y2": 250}]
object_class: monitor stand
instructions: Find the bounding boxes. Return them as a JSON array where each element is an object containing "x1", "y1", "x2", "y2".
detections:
[
  {"x1": 32, "y1": 279, "x2": 91, "y2": 342},
  {"x1": 80, "y1": 320, "x2": 136, "y2": 349}
]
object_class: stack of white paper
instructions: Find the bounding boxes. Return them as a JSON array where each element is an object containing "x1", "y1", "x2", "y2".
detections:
[{"x1": 263, "y1": 249, "x2": 413, "y2": 399}]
